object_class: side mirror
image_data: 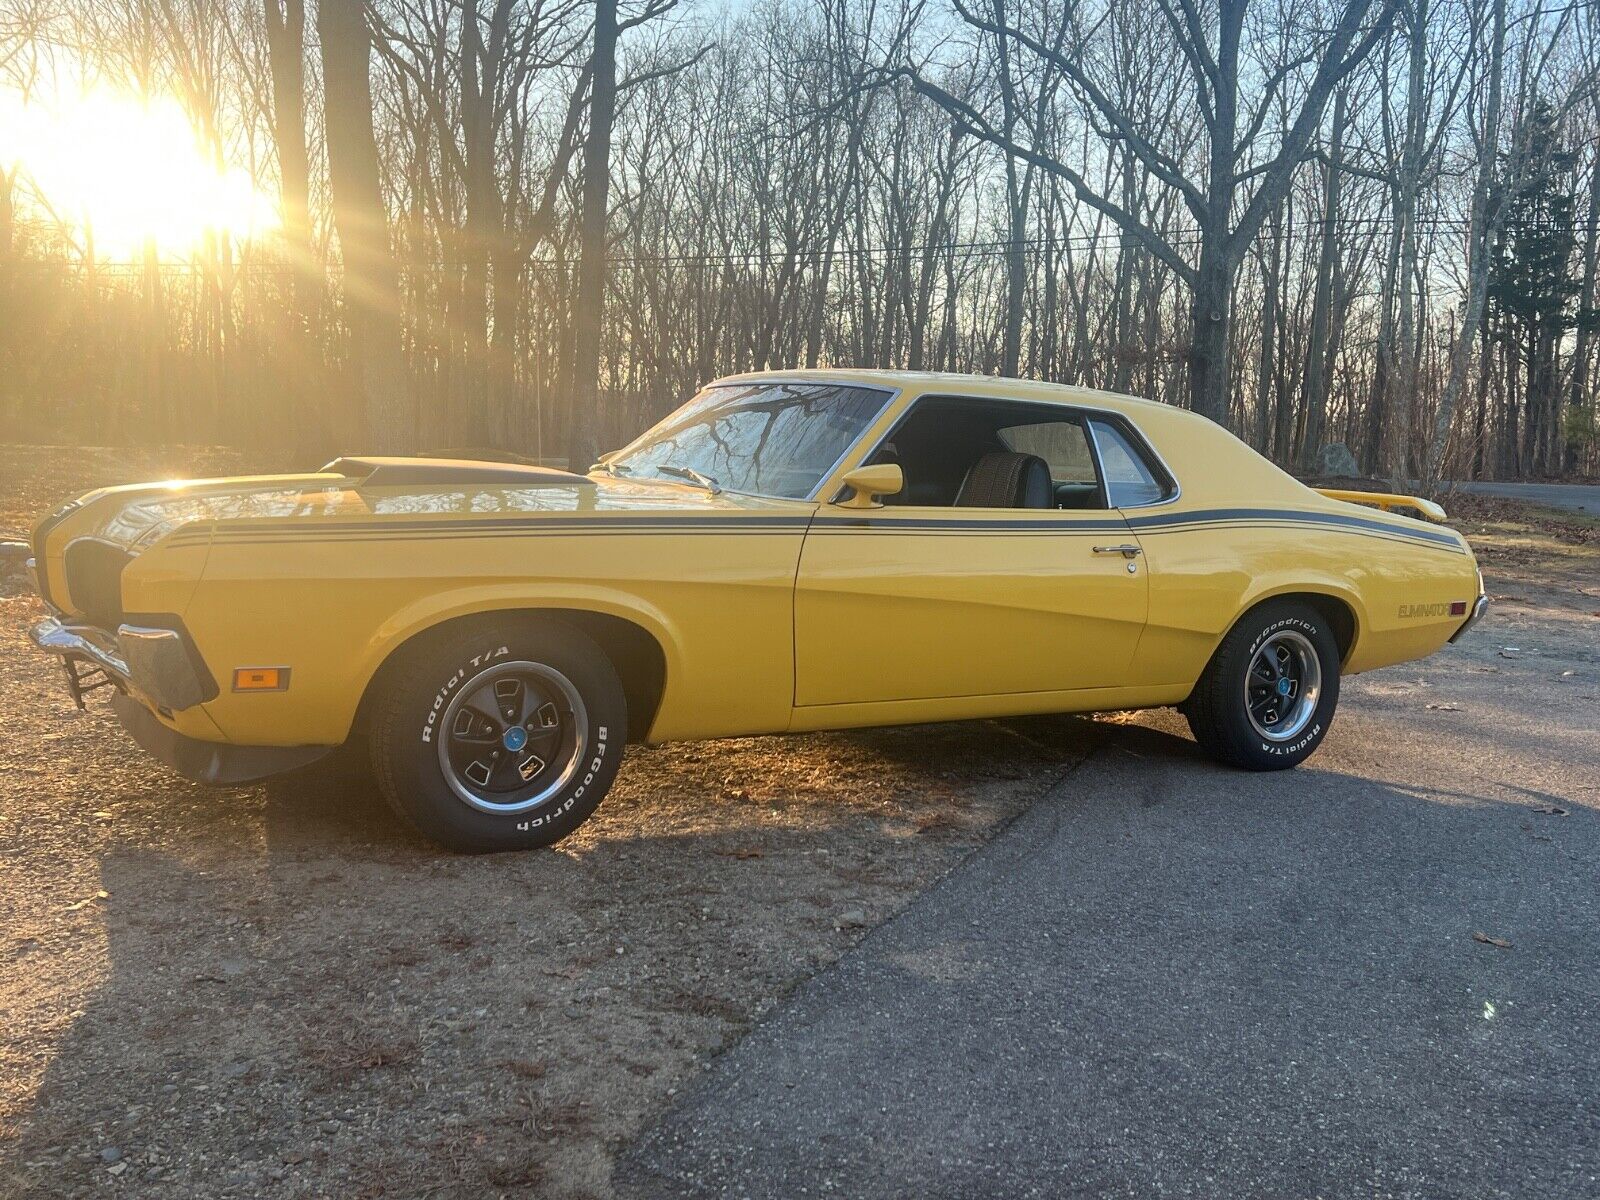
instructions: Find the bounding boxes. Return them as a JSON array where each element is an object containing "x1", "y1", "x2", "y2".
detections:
[{"x1": 834, "y1": 463, "x2": 904, "y2": 509}]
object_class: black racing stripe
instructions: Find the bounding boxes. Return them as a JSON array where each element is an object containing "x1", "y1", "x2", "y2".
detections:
[
  {"x1": 202, "y1": 514, "x2": 812, "y2": 537},
  {"x1": 813, "y1": 509, "x2": 1463, "y2": 551},
  {"x1": 1131, "y1": 520, "x2": 1461, "y2": 554},
  {"x1": 1127, "y1": 506, "x2": 1464, "y2": 550},
  {"x1": 811, "y1": 516, "x2": 1127, "y2": 532},
  {"x1": 205, "y1": 529, "x2": 805, "y2": 547},
  {"x1": 177, "y1": 505, "x2": 1465, "y2": 554}
]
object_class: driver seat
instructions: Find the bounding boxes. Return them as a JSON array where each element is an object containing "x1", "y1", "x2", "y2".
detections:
[{"x1": 955, "y1": 452, "x2": 1053, "y2": 509}]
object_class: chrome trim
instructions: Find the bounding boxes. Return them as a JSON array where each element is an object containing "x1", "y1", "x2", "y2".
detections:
[
  {"x1": 1083, "y1": 413, "x2": 1181, "y2": 510},
  {"x1": 1092, "y1": 544, "x2": 1143, "y2": 557},
  {"x1": 1080, "y1": 418, "x2": 1114, "y2": 509},
  {"x1": 1449, "y1": 593, "x2": 1489, "y2": 643},
  {"x1": 31, "y1": 615, "x2": 130, "y2": 679},
  {"x1": 29, "y1": 615, "x2": 210, "y2": 712}
]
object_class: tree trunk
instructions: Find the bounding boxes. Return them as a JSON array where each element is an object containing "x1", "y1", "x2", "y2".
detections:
[
  {"x1": 567, "y1": 0, "x2": 618, "y2": 470},
  {"x1": 1387, "y1": 0, "x2": 1429, "y2": 482},
  {"x1": 263, "y1": 0, "x2": 318, "y2": 450},
  {"x1": 1565, "y1": 150, "x2": 1600, "y2": 473},
  {"x1": 1112, "y1": 155, "x2": 1138, "y2": 394},
  {"x1": 1187, "y1": 0, "x2": 1243, "y2": 426},
  {"x1": 1364, "y1": 210, "x2": 1404, "y2": 474},
  {"x1": 1299, "y1": 89, "x2": 1348, "y2": 470},
  {"x1": 264, "y1": 0, "x2": 313, "y2": 301},
  {"x1": 1423, "y1": 0, "x2": 1505, "y2": 483},
  {"x1": 1188, "y1": 241, "x2": 1235, "y2": 425},
  {"x1": 460, "y1": 0, "x2": 496, "y2": 445},
  {"x1": 318, "y1": 0, "x2": 409, "y2": 450}
]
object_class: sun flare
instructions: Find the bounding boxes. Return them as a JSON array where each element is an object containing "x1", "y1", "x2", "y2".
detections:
[{"x1": 0, "y1": 82, "x2": 279, "y2": 259}]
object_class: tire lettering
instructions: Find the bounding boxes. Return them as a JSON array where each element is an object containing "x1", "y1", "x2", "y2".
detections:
[{"x1": 419, "y1": 645, "x2": 512, "y2": 744}]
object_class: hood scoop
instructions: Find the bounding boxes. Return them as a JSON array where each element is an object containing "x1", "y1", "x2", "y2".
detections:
[{"x1": 323, "y1": 456, "x2": 594, "y2": 488}]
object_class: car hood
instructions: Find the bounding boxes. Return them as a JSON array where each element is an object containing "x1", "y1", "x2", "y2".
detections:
[{"x1": 46, "y1": 462, "x2": 815, "y2": 552}]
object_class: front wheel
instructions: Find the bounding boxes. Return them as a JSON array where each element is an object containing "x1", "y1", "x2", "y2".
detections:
[
  {"x1": 369, "y1": 618, "x2": 627, "y2": 852},
  {"x1": 1184, "y1": 601, "x2": 1341, "y2": 771}
]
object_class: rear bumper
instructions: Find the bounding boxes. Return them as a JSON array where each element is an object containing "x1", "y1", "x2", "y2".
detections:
[{"x1": 1450, "y1": 593, "x2": 1489, "y2": 643}]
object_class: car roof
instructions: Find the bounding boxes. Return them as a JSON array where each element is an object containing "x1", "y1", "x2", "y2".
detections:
[{"x1": 708, "y1": 368, "x2": 1176, "y2": 418}]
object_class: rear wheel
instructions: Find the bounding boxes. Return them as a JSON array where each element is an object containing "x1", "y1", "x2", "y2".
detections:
[
  {"x1": 369, "y1": 618, "x2": 626, "y2": 852},
  {"x1": 1184, "y1": 601, "x2": 1341, "y2": 770}
]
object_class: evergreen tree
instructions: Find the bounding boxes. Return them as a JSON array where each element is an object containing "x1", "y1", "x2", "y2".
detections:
[{"x1": 1485, "y1": 101, "x2": 1595, "y2": 474}]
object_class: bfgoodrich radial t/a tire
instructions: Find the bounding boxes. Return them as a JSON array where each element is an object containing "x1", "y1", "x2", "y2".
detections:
[
  {"x1": 1184, "y1": 600, "x2": 1341, "y2": 771},
  {"x1": 370, "y1": 618, "x2": 627, "y2": 852}
]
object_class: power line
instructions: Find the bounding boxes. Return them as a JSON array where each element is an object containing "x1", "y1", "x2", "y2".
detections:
[{"x1": 7, "y1": 213, "x2": 1577, "y2": 274}]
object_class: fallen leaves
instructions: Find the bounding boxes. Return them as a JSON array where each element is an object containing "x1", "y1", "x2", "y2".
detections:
[
  {"x1": 63, "y1": 890, "x2": 109, "y2": 912},
  {"x1": 1472, "y1": 931, "x2": 1514, "y2": 950},
  {"x1": 911, "y1": 810, "x2": 962, "y2": 834},
  {"x1": 1424, "y1": 703, "x2": 1462, "y2": 711}
]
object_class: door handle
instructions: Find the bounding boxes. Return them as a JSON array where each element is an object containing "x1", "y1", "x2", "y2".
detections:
[{"x1": 1092, "y1": 544, "x2": 1143, "y2": 558}]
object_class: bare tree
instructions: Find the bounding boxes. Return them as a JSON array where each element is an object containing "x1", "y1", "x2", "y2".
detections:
[
  {"x1": 904, "y1": 0, "x2": 1397, "y2": 428},
  {"x1": 319, "y1": 0, "x2": 409, "y2": 447}
]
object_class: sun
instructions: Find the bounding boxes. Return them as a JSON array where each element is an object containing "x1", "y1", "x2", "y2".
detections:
[{"x1": 0, "y1": 81, "x2": 279, "y2": 260}]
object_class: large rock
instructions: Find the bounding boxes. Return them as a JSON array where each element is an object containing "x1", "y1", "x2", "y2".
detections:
[{"x1": 1316, "y1": 442, "x2": 1361, "y2": 477}]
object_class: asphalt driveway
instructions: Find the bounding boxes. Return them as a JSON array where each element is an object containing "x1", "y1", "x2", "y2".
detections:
[
  {"x1": 1450, "y1": 481, "x2": 1599, "y2": 514},
  {"x1": 623, "y1": 569, "x2": 1600, "y2": 1197}
]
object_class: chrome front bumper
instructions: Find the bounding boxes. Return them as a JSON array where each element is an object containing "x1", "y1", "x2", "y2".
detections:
[{"x1": 29, "y1": 615, "x2": 214, "y2": 712}]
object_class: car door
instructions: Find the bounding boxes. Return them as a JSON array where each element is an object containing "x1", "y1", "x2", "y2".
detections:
[{"x1": 792, "y1": 400, "x2": 1158, "y2": 708}]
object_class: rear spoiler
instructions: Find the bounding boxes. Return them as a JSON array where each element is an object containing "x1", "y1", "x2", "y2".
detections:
[{"x1": 1316, "y1": 488, "x2": 1447, "y2": 523}]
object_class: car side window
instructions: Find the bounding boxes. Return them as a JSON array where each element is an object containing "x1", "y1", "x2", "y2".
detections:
[
  {"x1": 996, "y1": 421, "x2": 1098, "y2": 486},
  {"x1": 1089, "y1": 419, "x2": 1169, "y2": 508}
]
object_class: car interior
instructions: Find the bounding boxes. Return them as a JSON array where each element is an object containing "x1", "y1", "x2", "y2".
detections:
[{"x1": 863, "y1": 396, "x2": 1169, "y2": 510}]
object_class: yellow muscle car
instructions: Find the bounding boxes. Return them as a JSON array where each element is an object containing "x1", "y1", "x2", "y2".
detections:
[{"x1": 27, "y1": 370, "x2": 1486, "y2": 851}]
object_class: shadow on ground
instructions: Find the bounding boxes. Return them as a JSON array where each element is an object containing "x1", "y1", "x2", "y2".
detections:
[{"x1": 1, "y1": 709, "x2": 1084, "y2": 1198}]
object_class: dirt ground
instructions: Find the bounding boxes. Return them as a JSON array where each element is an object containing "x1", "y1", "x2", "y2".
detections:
[
  {"x1": 1, "y1": 447, "x2": 1092, "y2": 1199},
  {"x1": 2, "y1": 448, "x2": 1595, "y2": 1199}
]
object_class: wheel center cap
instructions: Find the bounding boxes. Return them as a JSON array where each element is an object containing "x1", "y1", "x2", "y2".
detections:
[
  {"x1": 502, "y1": 726, "x2": 529, "y2": 752},
  {"x1": 1276, "y1": 678, "x2": 1293, "y2": 697}
]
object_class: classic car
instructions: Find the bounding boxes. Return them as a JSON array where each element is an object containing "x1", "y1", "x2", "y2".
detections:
[{"x1": 27, "y1": 370, "x2": 1486, "y2": 851}]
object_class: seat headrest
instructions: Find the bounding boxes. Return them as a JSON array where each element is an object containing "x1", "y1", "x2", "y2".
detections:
[{"x1": 955, "y1": 452, "x2": 1053, "y2": 509}]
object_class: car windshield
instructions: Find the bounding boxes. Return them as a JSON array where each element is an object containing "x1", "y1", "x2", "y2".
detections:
[{"x1": 605, "y1": 382, "x2": 891, "y2": 499}]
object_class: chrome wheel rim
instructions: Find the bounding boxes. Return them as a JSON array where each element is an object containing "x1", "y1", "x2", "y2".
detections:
[
  {"x1": 437, "y1": 661, "x2": 588, "y2": 815},
  {"x1": 1244, "y1": 630, "x2": 1322, "y2": 742}
]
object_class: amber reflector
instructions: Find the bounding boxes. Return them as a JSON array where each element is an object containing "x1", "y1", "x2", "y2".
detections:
[
  {"x1": 233, "y1": 667, "x2": 288, "y2": 691},
  {"x1": 1450, "y1": 601, "x2": 1468, "y2": 616}
]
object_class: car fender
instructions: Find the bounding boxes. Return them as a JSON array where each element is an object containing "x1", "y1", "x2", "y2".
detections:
[
  {"x1": 1230, "y1": 572, "x2": 1369, "y2": 665},
  {"x1": 356, "y1": 582, "x2": 685, "y2": 717}
]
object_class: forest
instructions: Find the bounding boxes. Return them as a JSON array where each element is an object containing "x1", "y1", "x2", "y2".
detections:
[{"x1": 0, "y1": 0, "x2": 1596, "y2": 482}]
